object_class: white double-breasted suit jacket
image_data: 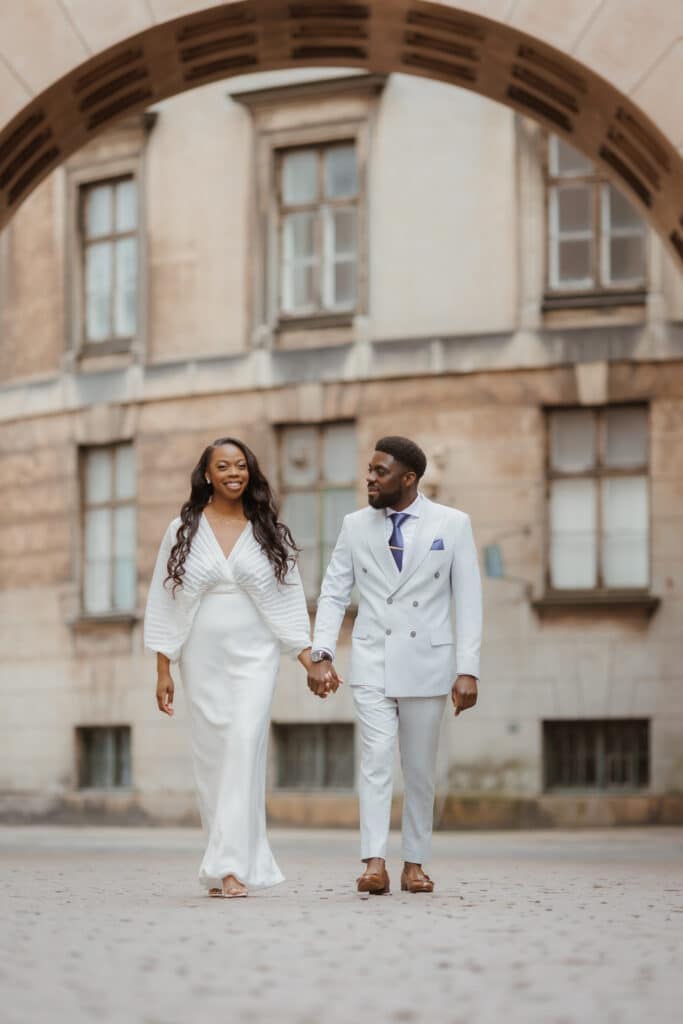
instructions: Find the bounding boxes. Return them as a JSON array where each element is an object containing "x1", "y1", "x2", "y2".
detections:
[{"x1": 312, "y1": 497, "x2": 483, "y2": 698}]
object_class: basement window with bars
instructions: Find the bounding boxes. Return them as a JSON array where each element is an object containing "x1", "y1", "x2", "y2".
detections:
[
  {"x1": 277, "y1": 142, "x2": 359, "y2": 319},
  {"x1": 545, "y1": 135, "x2": 647, "y2": 304},
  {"x1": 543, "y1": 720, "x2": 649, "y2": 791},
  {"x1": 273, "y1": 723, "x2": 355, "y2": 789},
  {"x1": 76, "y1": 726, "x2": 132, "y2": 789},
  {"x1": 547, "y1": 405, "x2": 649, "y2": 591}
]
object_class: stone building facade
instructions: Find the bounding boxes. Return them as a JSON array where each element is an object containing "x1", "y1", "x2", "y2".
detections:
[{"x1": 1, "y1": 69, "x2": 682, "y2": 827}]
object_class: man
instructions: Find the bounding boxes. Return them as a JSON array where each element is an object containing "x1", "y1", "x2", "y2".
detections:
[{"x1": 308, "y1": 436, "x2": 482, "y2": 895}]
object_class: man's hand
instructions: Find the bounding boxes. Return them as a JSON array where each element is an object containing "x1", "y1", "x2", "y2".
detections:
[
  {"x1": 156, "y1": 671, "x2": 175, "y2": 716},
  {"x1": 307, "y1": 660, "x2": 343, "y2": 699},
  {"x1": 451, "y1": 674, "x2": 477, "y2": 717}
]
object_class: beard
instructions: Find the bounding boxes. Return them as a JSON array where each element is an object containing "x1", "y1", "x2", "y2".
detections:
[{"x1": 367, "y1": 489, "x2": 401, "y2": 509}]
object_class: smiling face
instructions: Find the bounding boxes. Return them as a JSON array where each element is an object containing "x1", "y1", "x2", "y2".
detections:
[
  {"x1": 366, "y1": 450, "x2": 417, "y2": 509},
  {"x1": 205, "y1": 443, "x2": 250, "y2": 503}
]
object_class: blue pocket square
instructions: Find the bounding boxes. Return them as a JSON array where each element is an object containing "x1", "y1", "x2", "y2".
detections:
[{"x1": 430, "y1": 538, "x2": 445, "y2": 550}]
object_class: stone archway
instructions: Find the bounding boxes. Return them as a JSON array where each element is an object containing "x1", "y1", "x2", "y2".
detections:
[{"x1": 1, "y1": 0, "x2": 682, "y2": 268}]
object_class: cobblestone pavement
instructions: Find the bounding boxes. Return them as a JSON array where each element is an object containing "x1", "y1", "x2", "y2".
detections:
[{"x1": 1, "y1": 826, "x2": 682, "y2": 1024}]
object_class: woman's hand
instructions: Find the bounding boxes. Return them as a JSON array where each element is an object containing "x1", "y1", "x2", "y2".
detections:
[{"x1": 156, "y1": 653, "x2": 175, "y2": 716}]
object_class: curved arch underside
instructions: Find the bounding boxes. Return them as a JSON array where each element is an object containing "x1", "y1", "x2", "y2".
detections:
[{"x1": 1, "y1": 0, "x2": 682, "y2": 268}]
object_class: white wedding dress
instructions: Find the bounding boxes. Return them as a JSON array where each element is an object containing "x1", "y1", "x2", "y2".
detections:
[{"x1": 144, "y1": 514, "x2": 310, "y2": 890}]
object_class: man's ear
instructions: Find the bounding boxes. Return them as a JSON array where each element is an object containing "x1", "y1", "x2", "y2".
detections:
[{"x1": 403, "y1": 470, "x2": 417, "y2": 487}]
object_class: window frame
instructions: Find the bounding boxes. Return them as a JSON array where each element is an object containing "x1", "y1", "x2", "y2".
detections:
[
  {"x1": 277, "y1": 421, "x2": 358, "y2": 604},
  {"x1": 543, "y1": 719, "x2": 649, "y2": 792},
  {"x1": 272, "y1": 722, "x2": 355, "y2": 790},
  {"x1": 249, "y1": 114, "x2": 371, "y2": 344},
  {"x1": 64, "y1": 117, "x2": 153, "y2": 362},
  {"x1": 276, "y1": 140, "x2": 361, "y2": 321},
  {"x1": 79, "y1": 442, "x2": 137, "y2": 617},
  {"x1": 544, "y1": 134, "x2": 648, "y2": 306},
  {"x1": 544, "y1": 404, "x2": 651, "y2": 596},
  {"x1": 78, "y1": 176, "x2": 139, "y2": 350},
  {"x1": 75, "y1": 725, "x2": 132, "y2": 790}
]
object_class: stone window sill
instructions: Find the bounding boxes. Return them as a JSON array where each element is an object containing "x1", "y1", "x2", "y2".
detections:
[
  {"x1": 69, "y1": 612, "x2": 140, "y2": 631},
  {"x1": 542, "y1": 288, "x2": 646, "y2": 313},
  {"x1": 531, "y1": 591, "x2": 660, "y2": 618}
]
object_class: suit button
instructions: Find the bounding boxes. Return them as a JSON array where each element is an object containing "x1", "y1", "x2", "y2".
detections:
[
  {"x1": 412, "y1": 600, "x2": 419, "y2": 607},
  {"x1": 410, "y1": 631, "x2": 416, "y2": 638},
  {"x1": 387, "y1": 597, "x2": 393, "y2": 604},
  {"x1": 434, "y1": 571, "x2": 440, "y2": 579},
  {"x1": 386, "y1": 628, "x2": 392, "y2": 636},
  {"x1": 362, "y1": 567, "x2": 368, "y2": 574}
]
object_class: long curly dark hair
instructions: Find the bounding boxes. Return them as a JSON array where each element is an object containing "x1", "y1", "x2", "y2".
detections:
[{"x1": 164, "y1": 437, "x2": 299, "y2": 594}]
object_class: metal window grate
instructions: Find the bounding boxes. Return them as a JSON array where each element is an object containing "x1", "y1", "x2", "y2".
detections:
[
  {"x1": 543, "y1": 719, "x2": 649, "y2": 791},
  {"x1": 76, "y1": 726, "x2": 132, "y2": 788},
  {"x1": 273, "y1": 723, "x2": 354, "y2": 789}
]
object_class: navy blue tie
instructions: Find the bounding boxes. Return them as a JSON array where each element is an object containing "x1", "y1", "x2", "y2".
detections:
[{"x1": 388, "y1": 512, "x2": 410, "y2": 571}]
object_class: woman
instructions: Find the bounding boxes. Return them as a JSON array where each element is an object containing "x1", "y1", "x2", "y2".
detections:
[{"x1": 144, "y1": 437, "x2": 312, "y2": 897}]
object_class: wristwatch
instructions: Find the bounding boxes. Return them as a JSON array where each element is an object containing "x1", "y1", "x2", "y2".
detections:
[{"x1": 311, "y1": 650, "x2": 333, "y2": 663}]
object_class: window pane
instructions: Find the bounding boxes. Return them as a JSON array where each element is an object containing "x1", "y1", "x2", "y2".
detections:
[
  {"x1": 281, "y1": 428, "x2": 319, "y2": 487},
  {"x1": 608, "y1": 235, "x2": 646, "y2": 284},
  {"x1": 282, "y1": 212, "x2": 316, "y2": 313},
  {"x1": 605, "y1": 407, "x2": 648, "y2": 468},
  {"x1": 282, "y1": 149, "x2": 318, "y2": 205},
  {"x1": 550, "y1": 478, "x2": 597, "y2": 588},
  {"x1": 322, "y1": 488, "x2": 356, "y2": 570},
  {"x1": 551, "y1": 136, "x2": 593, "y2": 177},
  {"x1": 85, "y1": 242, "x2": 113, "y2": 341},
  {"x1": 85, "y1": 507, "x2": 111, "y2": 561},
  {"x1": 114, "y1": 506, "x2": 136, "y2": 560},
  {"x1": 114, "y1": 445, "x2": 136, "y2": 500},
  {"x1": 113, "y1": 501, "x2": 136, "y2": 619},
  {"x1": 85, "y1": 184, "x2": 113, "y2": 238},
  {"x1": 324, "y1": 724, "x2": 355, "y2": 787},
  {"x1": 325, "y1": 145, "x2": 358, "y2": 198},
  {"x1": 550, "y1": 410, "x2": 596, "y2": 472},
  {"x1": 331, "y1": 207, "x2": 357, "y2": 256},
  {"x1": 115, "y1": 178, "x2": 137, "y2": 232},
  {"x1": 558, "y1": 240, "x2": 593, "y2": 287},
  {"x1": 283, "y1": 211, "x2": 315, "y2": 261},
  {"x1": 557, "y1": 186, "x2": 592, "y2": 233},
  {"x1": 116, "y1": 728, "x2": 132, "y2": 787},
  {"x1": 282, "y1": 491, "x2": 319, "y2": 595},
  {"x1": 323, "y1": 424, "x2": 356, "y2": 484},
  {"x1": 606, "y1": 185, "x2": 642, "y2": 232},
  {"x1": 84, "y1": 507, "x2": 112, "y2": 612},
  {"x1": 602, "y1": 476, "x2": 649, "y2": 587},
  {"x1": 85, "y1": 449, "x2": 113, "y2": 503},
  {"x1": 333, "y1": 262, "x2": 356, "y2": 308},
  {"x1": 114, "y1": 237, "x2": 137, "y2": 337}
]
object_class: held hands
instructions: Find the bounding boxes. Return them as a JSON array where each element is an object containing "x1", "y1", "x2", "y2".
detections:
[
  {"x1": 156, "y1": 671, "x2": 175, "y2": 716},
  {"x1": 307, "y1": 660, "x2": 343, "y2": 699},
  {"x1": 451, "y1": 674, "x2": 477, "y2": 717}
]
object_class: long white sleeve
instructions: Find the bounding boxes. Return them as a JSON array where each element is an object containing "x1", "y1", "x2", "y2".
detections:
[
  {"x1": 233, "y1": 547, "x2": 311, "y2": 658},
  {"x1": 143, "y1": 520, "x2": 189, "y2": 663},
  {"x1": 450, "y1": 513, "x2": 482, "y2": 678},
  {"x1": 312, "y1": 517, "x2": 355, "y2": 659}
]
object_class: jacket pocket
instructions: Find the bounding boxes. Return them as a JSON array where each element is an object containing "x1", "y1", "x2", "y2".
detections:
[
  {"x1": 352, "y1": 617, "x2": 370, "y2": 640},
  {"x1": 429, "y1": 628, "x2": 453, "y2": 646}
]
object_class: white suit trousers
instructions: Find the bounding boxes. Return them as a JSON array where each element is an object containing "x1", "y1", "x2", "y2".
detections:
[{"x1": 352, "y1": 686, "x2": 447, "y2": 863}]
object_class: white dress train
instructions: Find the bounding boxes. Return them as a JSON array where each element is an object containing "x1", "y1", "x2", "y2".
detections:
[{"x1": 144, "y1": 515, "x2": 310, "y2": 890}]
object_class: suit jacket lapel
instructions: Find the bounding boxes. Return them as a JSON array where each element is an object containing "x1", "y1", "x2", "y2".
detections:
[
  {"x1": 398, "y1": 500, "x2": 444, "y2": 588},
  {"x1": 366, "y1": 508, "x2": 400, "y2": 584}
]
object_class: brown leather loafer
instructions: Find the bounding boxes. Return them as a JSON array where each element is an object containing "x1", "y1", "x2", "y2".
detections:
[
  {"x1": 356, "y1": 866, "x2": 391, "y2": 895},
  {"x1": 400, "y1": 869, "x2": 434, "y2": 893}
]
